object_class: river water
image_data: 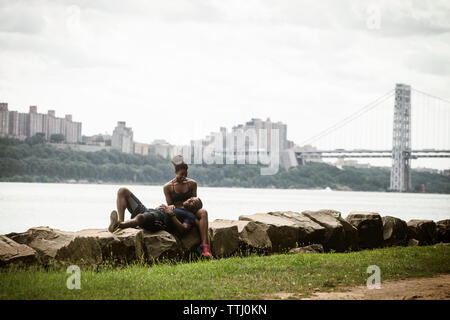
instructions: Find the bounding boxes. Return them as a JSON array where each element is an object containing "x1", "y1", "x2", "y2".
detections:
[{"x1": 0, "y1": 182, "x2": 449, "y2": 234}]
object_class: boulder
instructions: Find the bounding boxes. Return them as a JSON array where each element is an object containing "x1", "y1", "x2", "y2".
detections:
[
  {"x1": 209, "y1": 220, "x2": 239, "y2": 258},
  {"x1": 210, "y1": 219, "x2": 271, "y2": 253},
  {"x1": 6, "y1": 226, "x2": 75, "y2": 263},
  {"x1": 111, "y1": 228, "x2": 143, "y2": 263},
  {"x1": 346, "y1": 212, "x2": 383, "y2": 249},
  {"x1": 239, "y1": 213, "x2": 299, "y2": 252},
  {"x1": 135, "y1": 230, "x2": 179, "y2": 261},
  {"x1": 268, "y1": 211, "x2": 326, "y2": 246},
  {"x1": 382, "y1": 216, "x2": 409, "y2": 246},
  {"x1": 288, "y1": 244, "x2": 324, "y2": 254},
  {"x1": 61, "y1": 228, "x2": 143, "y2": 264},
  {"x1": 339, "y1": 217, "x2": 359, "y2": 251},
  {"x1": 302, "y1": 210, "x2": 358, "y2": 252},
  {"x1": 408, "y1": 238, "x2": 419, "y2": 246},
  {"x1": 436, "y1": 220, "x2": 450, "y2": 243},
  {"x1": 56, "y1": 229, "x2": 116, "y2": 264},
  {"x1": 0, "y1": 235, "x2": 38, "y2": 266},
  {"x1": 407, "y1": 220, "x2": 437, "y2": 245},
  {"x1": 175, "y1": 226, "x2": 201, "y2": 254}
]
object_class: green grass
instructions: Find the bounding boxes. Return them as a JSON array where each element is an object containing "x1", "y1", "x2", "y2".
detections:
[{"x1": 1, "y1": 245, "x2": 449, "y2": 300}]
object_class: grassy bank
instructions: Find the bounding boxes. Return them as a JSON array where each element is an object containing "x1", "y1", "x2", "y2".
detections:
[{"x1": 1, "y1": 245, "x2": 449, "y2": 300}]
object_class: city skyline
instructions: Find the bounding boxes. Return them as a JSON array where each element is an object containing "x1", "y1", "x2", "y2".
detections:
[
  {"x1": 1, "y1": 100, "x2": 449, "y2": 173},
  {"x1": 0, "y1": 103, "x2": 82, "y2": 143},
  {"x1": 0, "y1": 1, "x2": 449, "y2": 169}
]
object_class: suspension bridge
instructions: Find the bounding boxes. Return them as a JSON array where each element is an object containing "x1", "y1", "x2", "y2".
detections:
[{"x1": 294, "y1": 84, "x2": 450, "y2": 192}]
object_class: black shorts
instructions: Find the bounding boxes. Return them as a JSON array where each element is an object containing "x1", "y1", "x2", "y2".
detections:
[
  {"x1": 141, "y1": 209, "x2": 169, "y2": 232},
  {"x1": 126, "y1": 193, "x2": 169, "y2": 232},
  {"x1": 126, "y1": 193, "x2": 148, "y2": 219}
]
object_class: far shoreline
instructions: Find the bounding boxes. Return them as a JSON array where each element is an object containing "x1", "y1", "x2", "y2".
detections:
[{"x1": 1, "y1": 180, "x2": 449, "y2": 196}]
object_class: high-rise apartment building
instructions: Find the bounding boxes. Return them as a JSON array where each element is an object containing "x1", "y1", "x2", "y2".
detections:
[
  {"x1": 0, "y1": 103, "x2": 82, "y2": 143},
  {"x1": 0, "y1": 103, "x2": 9, "y2": 137},
  {"x1": 112, "y1": 121, "x2": 134, "y2": 154}
]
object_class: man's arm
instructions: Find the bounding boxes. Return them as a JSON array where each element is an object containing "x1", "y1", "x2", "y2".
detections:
[{"x1": 160, "y1": 205, "x2": 190, "y2": 235}]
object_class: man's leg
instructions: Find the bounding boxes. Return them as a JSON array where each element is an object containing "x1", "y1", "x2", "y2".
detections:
[
  {"x1": 116, "y1": 187, "x2": 146, "y2": 222},
  {"x1": 119, "y1": 214, "x2": 146, "y2": 229},
  {"x1": 109, "y1": 211, "x2": 146, "y2": 232},
  {"x1": 116, "y1": 188, "x2": 131, "y2": 222}
]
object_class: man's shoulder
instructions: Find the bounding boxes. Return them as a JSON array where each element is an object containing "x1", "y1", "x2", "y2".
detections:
[
  {"x1": 173, "y1": 207, "x2": 195, "y2": 216},
  {"x1": 173, "y1": 208, "x2": 196, "y2": 222}
]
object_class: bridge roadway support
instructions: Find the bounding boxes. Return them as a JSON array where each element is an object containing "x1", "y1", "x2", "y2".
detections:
[{"x1": 390, "y1": 84, "x2": 412, "y2": 192}]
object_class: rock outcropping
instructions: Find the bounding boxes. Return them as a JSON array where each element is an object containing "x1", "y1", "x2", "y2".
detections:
[
  {"x1": 346, "y1": 212, "x2": 383, "y2": 249},
  {"x1": 1, "y1": 210, "x2": 447, "y2": 267},
  {"x1": 0, "y1": 235, "x2": 38, "y2": 266},
  {"x1": 382, "y1": 216, "x2": 409, "y2": 247},
  {"x1": 407, "y1": 220, "x2": 437, "y2": 245}
]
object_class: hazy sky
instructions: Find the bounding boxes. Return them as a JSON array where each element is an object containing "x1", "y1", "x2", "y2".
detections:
[{"x1": 1, "y1": 0, "x2": 449, "y2": 168}]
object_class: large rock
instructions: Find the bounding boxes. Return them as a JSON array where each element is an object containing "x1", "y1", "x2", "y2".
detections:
[
  {"x1": 408, "y1": 238, "x2": 419, "y2": 246},
  {"x1": 209, "y1": 220, "x2": 239, "y2": 258},
  {"x1": 407, "y1": 220, "x2": 437, "y2": 245},
  {"x1": 0, "y1": 235, "x2": 38, "y2": 266},
  {"x1": 6, "y1": 226, "x2": 76, "y2": 263},
  {"x1": 382, "y1": 216, "x2": 408, "y2": 247},
  {"x1": 56, "y1": 229, "x2": 115, "y2": 264},
  {"x1": 210, "y1": 219, "x2": 271, "y2": 254},
  {"x1": 175, "y1": 226, "x2": 201, "y2": 254},
  {"x1": 239, "y1": 213, "x2": 299, "y2": 252},
  {"x1": 112, "y1": 228, "x2": 143, "y2": 263},
  {"x1": 288, "y1": 244, "x2": 324, "y2": 254},
  {"x1": 268, "y1": 211, "x2": 326, "y2": 246},
  {"x1": 346, "y1": 212, "x2": 383, "y2": 249},
  {"x1": 135, "y1": 230, "x2": 179, "y2": 261},
  {"x1": 60, "y1": 228, "x2": 143, "y2": 264},
  {"x1": 302, "y1": 210, "x2": 358, "y2": 252},
  {"x1": 436, "y1": 220, "x2": 450, "y2": 243}
]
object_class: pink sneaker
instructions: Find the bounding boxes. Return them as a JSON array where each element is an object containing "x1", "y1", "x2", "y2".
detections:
[{"x1": 200, "y1": 244, "x2": 212, "y2": 258}]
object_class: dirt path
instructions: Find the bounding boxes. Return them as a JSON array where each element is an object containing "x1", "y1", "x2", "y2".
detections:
[
  {"x1": 266, "y1": 274, "x2": 450, "y2": 300},
  {"x1": 305, "y1": 274, "x2": 450, "y2": 300}
]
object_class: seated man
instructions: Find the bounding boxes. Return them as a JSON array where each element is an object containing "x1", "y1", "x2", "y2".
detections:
[{"x1": 108, "y1": 196, "x2": 203, "y2": 236}]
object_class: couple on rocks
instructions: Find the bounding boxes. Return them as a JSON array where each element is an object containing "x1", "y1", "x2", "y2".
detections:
[{"x1": 108, "y1": 155, "x2": 211, "y2": 258}]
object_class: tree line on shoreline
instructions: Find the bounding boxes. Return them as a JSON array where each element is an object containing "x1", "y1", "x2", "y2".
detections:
[{"x1": 0, "y1": 136, "x2": 448, "y2": 193}]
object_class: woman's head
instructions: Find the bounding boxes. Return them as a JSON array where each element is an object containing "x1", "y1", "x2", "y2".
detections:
[
  {"x1": 171, "y1": 155, "x2": 188, "y2": 181},
  {"x1": 174, "y1": 162, "x2": 188, "y2": 181}
]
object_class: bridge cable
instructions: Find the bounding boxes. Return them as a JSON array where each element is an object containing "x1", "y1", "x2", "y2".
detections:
[{"x1": 300, "y1": 89, "x2": 395, "y2": 146}]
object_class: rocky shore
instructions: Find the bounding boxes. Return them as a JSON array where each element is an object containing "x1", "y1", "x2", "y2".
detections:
[{"x1": 1, "y1": 210, "x2": 449, "y2": 267}]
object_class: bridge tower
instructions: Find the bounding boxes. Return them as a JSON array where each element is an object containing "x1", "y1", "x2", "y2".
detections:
[{"x1": 390, "y1": 84, "x2": 412, "y2": 192}]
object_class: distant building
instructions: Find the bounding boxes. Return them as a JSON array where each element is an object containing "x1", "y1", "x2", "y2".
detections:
[
  {"x1": 198, "y1": 118, "x2": 293, "y2": 161},
  {"x1": 149, "y1": 139, "x2": 174, "y2": 159},
  {"x1": 293, "y1": 144, "x2": 323, "y2": 164},
  {"x1": 0, "y1": 103, "x2": 82, "y2": 143},
  {"x1": 335, "y1": 158, "x2": 371, "y2": 169},
  {"x1": 0, "y1": 103, "x2": 8, "y2": 136},
  {"x1": 112, "y1": 121, "x2": 134, "y2": 154},
  {"x1": 414, "y1": 167, "x2": 439, "y2": 174},
  {"x1": 82, "y1": 133, "x2": 112, "y2": 146},
  {"x1": 134, "y1": 142, "x2": 149, "y2": 156}
]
